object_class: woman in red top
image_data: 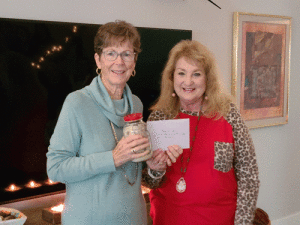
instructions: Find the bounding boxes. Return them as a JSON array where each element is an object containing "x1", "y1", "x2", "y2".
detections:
[{"x1": 142, "y1": 40, "x2": 260, "y2": 225}]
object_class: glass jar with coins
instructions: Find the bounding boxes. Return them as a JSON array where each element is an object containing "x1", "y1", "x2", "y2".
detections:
[{"x1": 123, "y1": 113, "x2": 153, "y2": 162}]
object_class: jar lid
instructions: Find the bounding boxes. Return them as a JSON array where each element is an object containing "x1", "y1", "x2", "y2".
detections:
[{"x1": 124, "y1": 113, "x2": 143, "y2": 122}]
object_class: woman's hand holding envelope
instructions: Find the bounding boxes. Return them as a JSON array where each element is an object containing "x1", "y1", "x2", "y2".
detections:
[{"x1": 146, "y1": 145, "x2": 183, "y2": 170}]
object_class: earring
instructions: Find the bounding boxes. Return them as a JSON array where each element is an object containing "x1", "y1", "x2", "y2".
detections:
[
  {"x1": 131, "y1": 70, "x2": 136, "y2": 77},
  {"x1": 172, "y1": 92, "x2": 176, "y2": 97},
  {"x1": 96, "y1": 68, "x2": 102, "y2": 76}
]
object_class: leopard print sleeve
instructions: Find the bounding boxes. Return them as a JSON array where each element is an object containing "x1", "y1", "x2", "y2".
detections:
[
  {"x1": 141, "y1": 110, "x2": 169, "y2": 189},
  {"x1": 141, "y1": 166, "x2": 167, "y2": 189},
  {"x1": 225, "y1": 103, "x2": 260, "y2": 225},
  {"x1": 147, "y1": 110, "x2": 170, "y2": 121}
]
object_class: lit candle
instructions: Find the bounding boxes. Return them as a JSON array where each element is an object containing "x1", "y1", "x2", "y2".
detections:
[
  {"x1": 5, "y1": 184, "x2": 21, "y2": 192},
  {"x1": 51, "y1": 203, "x2": 64, "y2": 212},
  {"x1": 141, "y1": 186, "x2": 150, "y2": 194},
  {"x1": 45, "y1": 178, "x2": 58, "y2": 185},
  {"x1": 42, "y1": 203, "x2": 64, "y2": 223},
  {"x1": 26, "y1": 180, "x2": 42, "y2": 188}
]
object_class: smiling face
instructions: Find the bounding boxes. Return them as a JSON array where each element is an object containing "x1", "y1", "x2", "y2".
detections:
[
  {"x1": 173, "y1": 57, "x2": 206, "y2": 111},
  {"x1": 94, "y1": 40, "x2": 136, "y2": 95}
]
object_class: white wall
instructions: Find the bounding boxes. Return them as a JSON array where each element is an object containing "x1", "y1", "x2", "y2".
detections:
[{"x1": 1, "y1": 0, "x2": 300, "y2": 223}]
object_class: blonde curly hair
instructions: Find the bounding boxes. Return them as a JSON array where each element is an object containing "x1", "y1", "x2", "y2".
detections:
[{"x1": 150, "y1": 40, "x2": 232, "y2": 119}]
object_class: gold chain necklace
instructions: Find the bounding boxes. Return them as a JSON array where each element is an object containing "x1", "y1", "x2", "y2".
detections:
[
  {"x1": 176, "y1": 110, "x2": 202, "y2": 193},
  {"x1": 110, "y1": 122, "x2": 138, "y2": 186}
]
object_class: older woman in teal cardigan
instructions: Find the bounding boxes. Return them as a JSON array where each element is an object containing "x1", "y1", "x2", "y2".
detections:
[{"x1": 46, "y1": 20, "x2": 182, "y2": 225}]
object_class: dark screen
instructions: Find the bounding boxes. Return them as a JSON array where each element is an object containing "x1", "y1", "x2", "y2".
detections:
[{"x1": 0, "y1": 17, "x2": 192, "y2": 203}]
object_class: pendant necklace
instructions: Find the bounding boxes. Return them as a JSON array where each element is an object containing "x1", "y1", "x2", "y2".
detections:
[
  {"x1": 110, "y1": 121, "x2": 138, "y2": 186},
  {"x1": 176, "y1": 110, "x2": 202, "y2": 193}
]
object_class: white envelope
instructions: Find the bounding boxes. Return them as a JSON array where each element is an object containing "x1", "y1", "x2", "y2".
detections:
[{"x1": 146, "y1": 119, "x2": 190, "y2": 151}]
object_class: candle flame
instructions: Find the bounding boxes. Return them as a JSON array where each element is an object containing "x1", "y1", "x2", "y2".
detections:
[
  {"x1": 141, "y1": 186, "x2": 150, "y2": 194},
  {"x1": 26, "y1": 180, "x2": 41, "y2": 188},
  {"x1": 5, "y1": 184, "x2": 21, "y2": 192},
  {"x1": 45, "y1": 178, "x2": 58, "y2": 185},
  {"x1": 51, "y1": 203, "x2": 64, "y2": 212},
  {"x1": 8, "y1": 184, "x2": 19, "y2": 191}
]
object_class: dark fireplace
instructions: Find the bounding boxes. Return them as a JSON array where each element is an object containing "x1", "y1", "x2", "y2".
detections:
[{"x1": 0, "y1": 17, "x2": 192, "y2": 204}]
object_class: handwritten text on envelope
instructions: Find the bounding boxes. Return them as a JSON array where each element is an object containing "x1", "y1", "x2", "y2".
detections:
[{"x1": 146, "y1": 119, "x2": 190, "y2": 151}]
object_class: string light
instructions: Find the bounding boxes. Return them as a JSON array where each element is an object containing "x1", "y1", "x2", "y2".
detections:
[
  {"x1": 73, "y1": 26, "x2": 77, "y2": 33},
  {"x1": 52, "y1": 46, "x2": 57, "y2": 52},
  {"x1": 31, "y1": 26, "x2": 78, "y2": 69}
]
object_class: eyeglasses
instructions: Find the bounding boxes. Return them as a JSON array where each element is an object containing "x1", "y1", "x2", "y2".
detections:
[{"x1": 102, "y1": 50, "x2": 136, "y2": 62}]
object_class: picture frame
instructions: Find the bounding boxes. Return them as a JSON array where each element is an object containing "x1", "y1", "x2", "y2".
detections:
[{"x1": 232, "y1": 12, "x2": 292, "y2": 129}]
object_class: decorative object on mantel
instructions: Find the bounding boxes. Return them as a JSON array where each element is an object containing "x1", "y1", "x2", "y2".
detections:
[
  {"x1": 25, "y1": 180, "x2": 42, "y2": 189},
  {"x1": 42, "y1": 204, "x2": 64, "y2": 224},
  {"x1": 5, "y1": 184, "x2": 22, "y2": 192},
  {"x1": 5, "y1": 179, "x2": 57, "y2": 193},
  {"x1": 45, "y1": 178, "x2": 59, "y2": 186},
  {"x1": 0, "y1": 207, "x2": 27, "y2": 225}
]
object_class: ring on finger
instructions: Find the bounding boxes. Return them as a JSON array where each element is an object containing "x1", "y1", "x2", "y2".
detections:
[{"x1": 131, "y1": 149, "x2": 137, "y2": 154}]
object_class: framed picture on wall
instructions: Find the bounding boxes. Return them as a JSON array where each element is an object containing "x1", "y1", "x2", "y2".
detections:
[{"x1": 231, "y1": 12, "x2": 292, "y2": 129}]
